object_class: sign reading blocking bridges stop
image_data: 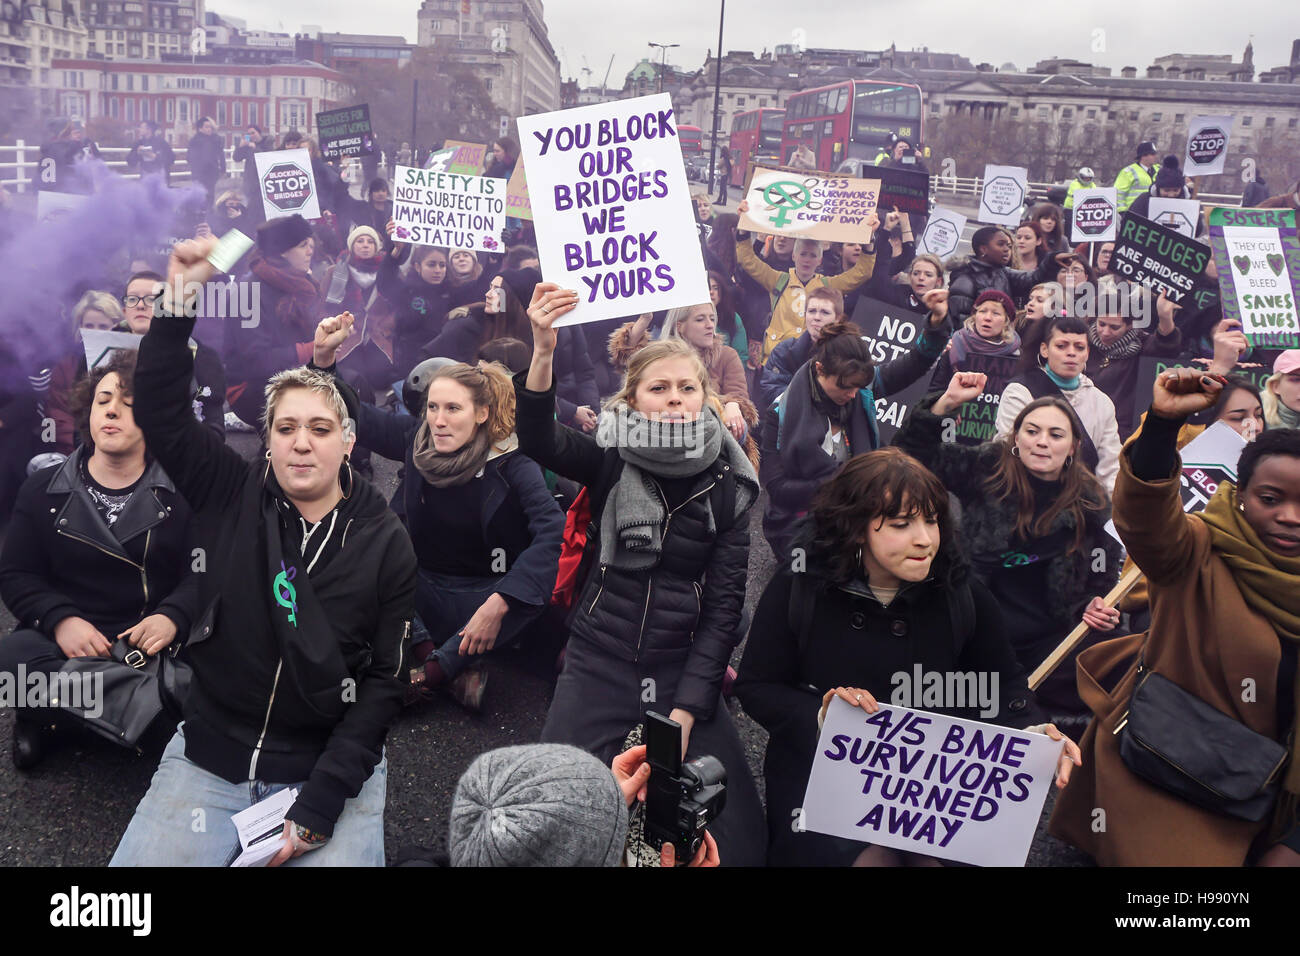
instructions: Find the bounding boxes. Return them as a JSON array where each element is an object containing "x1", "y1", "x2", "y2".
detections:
[
  {"x1": 1183, "y1": 115, "x2": 1234, "y2": 177},
  {"x1": 1070, "y1": 187, "x2": 1117, "y2": 243},
  {"x1": 254, "y1": 148, "x2": 320, "y2": 221}
]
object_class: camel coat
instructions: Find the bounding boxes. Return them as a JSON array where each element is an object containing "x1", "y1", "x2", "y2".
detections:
[{"x1": 1049, "y1": 447, "x2": 1284, "y2": 865}]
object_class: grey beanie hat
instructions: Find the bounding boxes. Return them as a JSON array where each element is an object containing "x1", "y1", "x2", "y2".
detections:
[{"x1": 449, "y1": 744, "x2": 628, "y2": 867}]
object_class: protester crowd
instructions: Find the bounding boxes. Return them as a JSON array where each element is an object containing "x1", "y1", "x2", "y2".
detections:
[{"x1": 0, "y1": 124, "x2": 1298, "y2": 870}]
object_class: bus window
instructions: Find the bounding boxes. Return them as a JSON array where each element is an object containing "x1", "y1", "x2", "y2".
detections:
[{"x1": 836, "y1": 87, "x2": 849, "y2": 112}]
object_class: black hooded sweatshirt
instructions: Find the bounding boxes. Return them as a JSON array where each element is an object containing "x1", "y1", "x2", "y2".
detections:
[{"x1": 134, "y1": 307, "x2": 416, "y2": 837}]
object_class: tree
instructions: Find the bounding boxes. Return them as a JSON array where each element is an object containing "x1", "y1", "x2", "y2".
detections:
[{"x1": 337, "y1": 47, "x2": 502, "y2": 160}]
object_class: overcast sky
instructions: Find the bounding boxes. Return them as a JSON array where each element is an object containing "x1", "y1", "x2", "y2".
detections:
[{"x1": 218, "y1": 0, "x2": 1296, "y2": 90}]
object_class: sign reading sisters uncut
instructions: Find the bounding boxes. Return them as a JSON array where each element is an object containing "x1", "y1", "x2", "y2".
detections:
[{"x1": 516, "y1": 93, "x2": 710, "y2": 327}]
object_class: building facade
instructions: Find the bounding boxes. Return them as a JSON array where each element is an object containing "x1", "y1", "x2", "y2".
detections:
[
  {"x1": 416, "y1": 0, "x2": 559, "y2": 116},
  {"x1": 295, "y1": 31, "x2": 412, "y2": 72},
  {"x1": 83, "y1": 0, "x2": 203, "y2": 60},
  {"x1": 1, "y1": 0, "x2": 90, "y2": 119},
  {"x1": 51, "y1": 55, "x2": 351, "y2": 146}
]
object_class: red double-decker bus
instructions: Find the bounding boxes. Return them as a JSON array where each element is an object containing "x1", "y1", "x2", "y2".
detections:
[
  {"x1": 678, "y1": 125, "x2": 704, "y2": 153},
  {"x1": 727, "y1": 107, "x2": 785, "y2": 186},
  {"x1": 780, "y1": 80, "x2": 923, "y2": 171}
]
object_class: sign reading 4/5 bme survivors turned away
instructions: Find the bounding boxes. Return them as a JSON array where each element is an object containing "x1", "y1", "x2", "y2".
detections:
[{"x1": 516, "y1": 93, "x2": 709, "y2": 326}]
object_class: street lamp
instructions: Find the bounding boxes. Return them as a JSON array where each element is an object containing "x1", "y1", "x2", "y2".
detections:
[
  {"x1": 648, "y1": 41, "x2": 679, "y2": 95},
  {"x1": 708, "y1": 1, "x2": 725, "y2": 194}
]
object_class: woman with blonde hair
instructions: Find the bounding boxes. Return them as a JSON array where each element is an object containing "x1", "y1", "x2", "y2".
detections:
[
  {"x1": 1263, "y1": 350, "x2": 1300, "y2": 429},
  {"x1": 608, "y1": 301, "x2": 757, "y2": 443},
  {"x1": 312, "y1": 312, "x2": 563, "y2": 712},
  {"x1": 516, "y1": 283, "x2": 768, "y2": 865}
]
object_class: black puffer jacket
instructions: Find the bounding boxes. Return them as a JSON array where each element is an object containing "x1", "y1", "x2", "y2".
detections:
[
  {"x1": 946, "y1": 254, "x2": 1056, "y2": 324},
  {"x1": 0, "y1": 447, "x2": 199, "y2": 640},
  {"x1": 514, "y1": 370, "x2": 751, "y2": 720}
]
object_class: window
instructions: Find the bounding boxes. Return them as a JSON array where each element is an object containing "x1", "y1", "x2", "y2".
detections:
[
  {"x1": 823, "y1": 120, "x2": 833, "y2": 135},
  {"x1": 1037, "y1": 106, "x2": 1050, "y2": 118},
  {"x1": 233, "y1": 101, "x2": 241, "y2": 126},
  {"x1": 179, "y1": 97, "x2": 187, "y2": 121},
  {"x1": 125, "y1": 97, "x2": 133, "y2": 121},
  {"x1": 249, "y1": 102, "x2": 258, "y2": 126},
  {"x1": 737, "y1": 96, "x2": 745, "y2": 107},
  {"x1": 1174, "y1": 113, "x2": 1185, "y2": 123},
  {"x1": 234, "y1": 77, "x2": 241, "y2": 94},
  {"x1": 1265, "y1": 116, "x2": 1275, "y2": 128},
  {"x1": 758, "y1": 97, "x2": 767, "y2": 107},
  {"x1": 166, "y1": 98, "x2": 174, "y2": 121},
  {"x1": 835, "y1": 87, "x2": 848, "y2": 112},
  {"x1": 126, "y1": 73, "x2": 133, "y2": 90},
  {"x1": 1061, "y1": 107, "x2": 1073, "y2": 118},
  {"x1": 1242, "y1": 115, "x2": 1252, "y2": 127},
  {"x1": 1086, "y1": 109, "x2": 1095, "y2": 119},
  {"x1": 1289, "y1": 118, "x2": 1298, "y2": 129},
  {"x1": 1010, "y1": 107, "x2": 1020, "y2": 117},
  {"x1": 1107, "y1": 110, "x2": 1117, "y2": 120},
  {"x1": 1129, "y1": 111, "x2": 1138, "y2": 121},
  {"x1": 110, "y1": 73, "x2": 118, "y2": 89},
  {"x1": 141, "y1": 74, "x2": 147, "y2": 91},
  {"x1": 110, "y1": 96, "x2": 119, "y2": 118},
  {"x1": 1151, "y1": 112, "x2": 1162, "y2": 122},
  {"x1": 217, "y1": 100, "x2": 226, "y2": 125},
  {"x1": 140, "y1": 98, "x2": 148, "y2": 120},
  {"x1": 930, "y1": 100, "x2": 940, "y2": 114}
]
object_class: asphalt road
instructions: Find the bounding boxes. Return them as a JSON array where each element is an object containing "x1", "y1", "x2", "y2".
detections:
[{"x1": 0, "y1": 431, "x2": 1090, "y2": 867}]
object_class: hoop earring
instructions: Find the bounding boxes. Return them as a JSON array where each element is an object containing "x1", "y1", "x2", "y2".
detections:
[
  {"x1": 1011, "y1": 445, "x2": 1021, "y2": 458},
  {"x1": 855, "y1": 547, "x2": 863, "y2": 567},
  {"x1": 1036, "y1": 353, "x2": 1047, "y2": 369},
  {"x1": 1064, "y1": 454, "x2": 1074, "y2": 469},
  {"x1": 339, "y1": 454, "x2": 354, "y2": 500},
  {"x1": 262, "y1": 447, "x2": 272, "y2": 484}
]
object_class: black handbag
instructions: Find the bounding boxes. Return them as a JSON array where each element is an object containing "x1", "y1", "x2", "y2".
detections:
[
  {"x1": 1114, "y1": 658, "x2": 1288, "y2": 822},
  {"x1": 55, "y1": 638, "x2": 192, "y2": 750}
]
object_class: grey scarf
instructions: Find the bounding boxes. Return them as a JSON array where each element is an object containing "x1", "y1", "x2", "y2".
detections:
[
  {"x1": 593, "y1": 402, "x2": 756, "y2": 570},
  {"x1": 412, "y1": 421, "x2": 493, "y2": 488}
]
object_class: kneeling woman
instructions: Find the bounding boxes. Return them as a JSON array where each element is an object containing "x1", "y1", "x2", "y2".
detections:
[
  {"x1": 895, "y1": 372, "x2": 1122, "y2": 725},
  {"x1": 516, "y1": 282, "x2": 768, "y2": 865},
  {"x1": 0, "y1": 352, "x2": 198, "y2": 767},
  {"x1": 311, "y1": 313, "x2": 563, "y2": 711},
  {"x1": 736, "y1": 449, "x2": 1078, "y2": 866},
  {"x1": 111, "y1": 238, "x2": 416, "y2": 867}
]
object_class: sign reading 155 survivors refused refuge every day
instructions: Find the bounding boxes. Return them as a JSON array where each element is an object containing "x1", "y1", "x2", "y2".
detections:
[
  {"x1": 391, "y1": 165, "x2": 507, "y2": 254},
  {"x1": 739, "y1": 166, "x2": 881, "y2": 243},
  {"x1": 800, "y1": 698, "x2": 1062, "y2": 867},
  {"x1": 515, "y1": 93, "x2": 709, "y2": 327}
]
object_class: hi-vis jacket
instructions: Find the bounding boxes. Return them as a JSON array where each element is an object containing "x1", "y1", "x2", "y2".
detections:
[{"x1": 1113, "y1": 163, "x2": 1154, "y2": 212}]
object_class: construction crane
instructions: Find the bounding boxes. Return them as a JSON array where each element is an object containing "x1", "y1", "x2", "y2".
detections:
[
  {"x1": 581, "y1": 55, "x2": 593, "y2": 87},
  {"x1": 601, "y1": 54, "x2": 615, "y2": 94}
]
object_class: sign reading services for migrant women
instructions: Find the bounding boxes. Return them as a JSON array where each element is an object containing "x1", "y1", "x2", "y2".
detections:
[
  {"x1": 739, "y1": 166, "x2": 881, "y2": 243},
  {"x1": 800, "y1": 698, "x2": 1062, "y2": 867},
  {"x1": 316, "y1": 105, "x2": 374, "y2": 159},
  {"x1": 391, "y1": 165, "x2": 507, "y2": 254},
  {"x1": 1209, "y1": 206, "x2": 1300, "y2": 349},
  {"x1": 517, "y1": 93, "x2": 709, "y2": 326}
]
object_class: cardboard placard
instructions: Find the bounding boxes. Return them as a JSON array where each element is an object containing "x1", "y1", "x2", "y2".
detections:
[
  {"x1": 515, "y1": 93, "x2": 710, "y2": 327},
  {"x1": 916, "y1": 206, "x2": 967, "y2": 259},
  {"x1": 928, "y1": 351, "x2": 1022, "y2": 446},
  {"x1": 872, "y1": 163, "x2": 931, "y2": 220},
  {"x1": 1069, "y1": 187, "x2": 1118, "y2": 244},
  {"x1": 82, "y1": 329, "x2": 140, "y2": 370},
  {"x1": 1209, "y1": 206, "x2": 1300, "y2": 349},
  {"x1": 316, "y1": 104, "x2": 374, "y2": 159},
  {"x1": 978, "y1": 164, "x2": 1029, "y2": 227},
  {"x1": 800, "y1": 698, "x2": 1062, "y2": 867},
  {"x1": 441, "y1": 140, "x2": 488, "y2": 177},
  {"x1": 1108, "y1": 212, "x2": 1211, "y2": 306},
  {"x1": 506, "y1": 154, "x2": 533, "y2": 221},
  {"x1": 254, "y1": 148, "x2": 320, "y2": 221},
  {"x1": 1148, "y1": 197, "x2": 1200, "y2": 238},
  {"x1": 390, "y1": 165, "x2": 507, "y2": 254},
  {"x1": 739, "y1": 166, "x2": 881, "y2": 243},
  {"x1": 1183, "y1": 115, "x2": 1234, "y2": 177},
  {"x1": 851, "y1": 295, "x2": 936, "y2": 443}
]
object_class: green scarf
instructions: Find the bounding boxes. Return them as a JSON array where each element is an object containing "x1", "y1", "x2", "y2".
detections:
[{"x1": 1198, "y1": 481, "x2": 1300, "y2": 840}]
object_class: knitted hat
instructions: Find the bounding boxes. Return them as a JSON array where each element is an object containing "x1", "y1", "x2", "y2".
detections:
[
  {"x1": 256, "y1": 214, "x2": 313, "y2": 257},
  {"x1": 1136, "y1": 141, "x2": 1157, "y2": 160},
  {"x1": 449, "y1": 744, "x2": 628, "y2": 867},
  {"x1": 346, "y1": 225, "x2": 382, "y2": 255},
  {"x1": 973, "y1": 289, "x2": 1016, "y2": 319},
  {"x1": 1154, "y1": 155, "x2": 1185, "y2": 191}
]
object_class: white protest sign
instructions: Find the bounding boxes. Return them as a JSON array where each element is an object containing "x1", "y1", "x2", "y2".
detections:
[
  {"x1": 1184, "y1": 115, "x2": 1234, "y2": 177},
  {"x1": 516, "y1": 93, "x2": 710, "y2": 327},
  {"x1": 916, "y1": 206, "x2": 967, "y2": 259},
  {"x1": 1106, "y1": 420, "x2": 1246, "y2": 541},
  {"x1": 1148, "y1": 197, "x2": 1201, "y2": 238},
  {"x1": 390, "y1": 165, "x2": 507, "y2": 254},
  {"x1": 36, "y1": 191, "x2": 85, "y2": 224},
  {"x1": 81, "y1": 330, "x2": 140, "y2": 370},
  {"x1": 978, "y1": 164, "x2": 1029, "y2": 227},
  {"x1": 1070, "y1": 187, "x2": 1118, "y2": 243},
  {"x1": 800, "y1": 697, "x2": 1061, "y2": 867},
  {"x1": 739, "y1": 166, "x2": 880, "y2": 243},
  {"x1": 254, "y1": 148, "x2": 320, "y2": 221}
]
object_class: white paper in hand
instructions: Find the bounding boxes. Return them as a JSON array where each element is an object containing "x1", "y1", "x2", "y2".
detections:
[{"x1": 230, "y1": 787, "x2": 298, "y2": 867}]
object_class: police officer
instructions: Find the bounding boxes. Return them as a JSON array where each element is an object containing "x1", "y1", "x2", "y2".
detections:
[
  {"x1": 1064, "y1": 166, "x2": 1095, "y2": 210},
  {"x1": 1114, "y1": 141, "x2": 1157, "y2": 212}
]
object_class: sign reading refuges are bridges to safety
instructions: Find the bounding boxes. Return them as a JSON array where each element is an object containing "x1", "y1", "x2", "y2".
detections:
[
  {"x1": 800, "y1": 698, "x2": 1062, "y2": 867},
  {"x1": 738, "y1": 166, "x2": 881, "y2": 243},
  {"x1": 516, "y1": 93, "x2": 709, "y2": 326}
]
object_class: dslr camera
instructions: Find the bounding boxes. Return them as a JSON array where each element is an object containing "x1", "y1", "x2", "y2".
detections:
[{"x1": 644, "y1": 711, "x2": 727, "y2": 862}]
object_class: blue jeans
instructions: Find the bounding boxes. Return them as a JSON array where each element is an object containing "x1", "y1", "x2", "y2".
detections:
[
  {"x1": 109, "y1": 725, "x2": 387, "y2": 867},
  {"x1": 416, "y1": 569, "x2": 544, "y2": 680}
]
